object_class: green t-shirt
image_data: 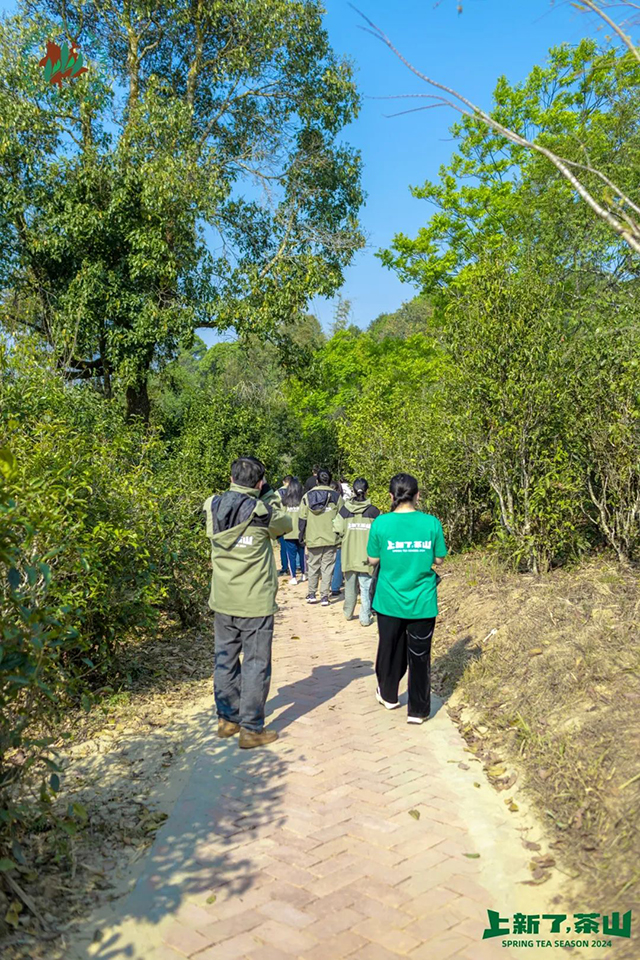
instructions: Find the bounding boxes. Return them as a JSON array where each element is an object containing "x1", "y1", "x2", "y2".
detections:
[{"x1": 367, "y1": 511, "x2": 447, "y2": 619}]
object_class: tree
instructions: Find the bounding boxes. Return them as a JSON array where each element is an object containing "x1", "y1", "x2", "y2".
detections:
[
  {"x1": 379, "y1": 41, "x2": 639, "y2": 291},
  {"x1": 356, "y1": 5, "x2": 640, "y2": 254},
  {"x1": 367, "y1": 295, "x2": 432, "y2": 340},
  {"x1": 1, "y1": 2, "x2": 364, "y2": 419},
  {"x1": 378, "y1": 42, "x2": 639, "y2": 566}
]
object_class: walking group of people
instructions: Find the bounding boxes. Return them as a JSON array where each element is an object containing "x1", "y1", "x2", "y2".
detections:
[
  {"x1": 203, "y1": 456, "x2": 447, "y2": 749},
  {"x1": 276, "y1": 465, "x2": 379, "y2": 625}
]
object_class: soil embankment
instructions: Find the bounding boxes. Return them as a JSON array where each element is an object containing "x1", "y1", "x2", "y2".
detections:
[{"x1": 434, "y1": 553, "x2": 639, "y2": 935}]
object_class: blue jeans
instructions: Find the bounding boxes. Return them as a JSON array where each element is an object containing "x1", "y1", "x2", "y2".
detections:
[
  {"x1": 278, "y1": 536, "x2": 288, "y2": 573},
  {"x1": 343, "y1": 571, "x2": 373, "y2": 625},
  {"x1": 284, "y1": 538, "x2": 305, "y2": 576},
  {"x1": 331, "y1": 547, "x2": 343, "y2": 592}
]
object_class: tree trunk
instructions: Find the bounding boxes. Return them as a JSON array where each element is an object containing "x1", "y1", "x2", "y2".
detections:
[{"x1": 125, "y1": 379, "x2": 150, "y2": 423}]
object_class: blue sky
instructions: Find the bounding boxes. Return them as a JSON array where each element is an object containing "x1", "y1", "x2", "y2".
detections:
[
  {"x1": 313, "y1": 0, "x2": 593, "y2": 333},
  {"x1": 1, "y1": 0, "x2": 600, "y2": 343}
]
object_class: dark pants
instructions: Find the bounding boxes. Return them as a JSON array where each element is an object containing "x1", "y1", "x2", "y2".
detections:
[
  {"x1": 278, "y1": 536, "x2": 288, "y2": 573},
  {"x1": 331, "y1": 547, "x2": 343, "y2": 592},
  {"x1": 284, "y1": 538, "x2": 305, "y2": 576},
  {"x1": 214, "y1": 613, "x2": 274, "y2": 731},
  {"x1": 375, "y1": 613, "x2": 436, "y2": 719}
]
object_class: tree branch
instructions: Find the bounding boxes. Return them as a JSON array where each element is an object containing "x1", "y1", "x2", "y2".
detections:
[{"x1": 353, "y1": 7, "x2": 640, "y2": 255}]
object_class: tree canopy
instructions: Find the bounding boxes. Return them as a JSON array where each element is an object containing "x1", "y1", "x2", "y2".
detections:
[{"x1": 0, "y1": 1, "x2": 364, "y2": 418}]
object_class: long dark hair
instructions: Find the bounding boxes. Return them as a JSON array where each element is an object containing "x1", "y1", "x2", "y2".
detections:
[
  {"x1": 282, "y1": 477, "x2": 303, "y2": 507},
  {"x1": 389, "y1": 473, "x2": 419, "y2": 511},
  {"x1": 352, "y1": 477, "x2": 369, "y2": 502}
]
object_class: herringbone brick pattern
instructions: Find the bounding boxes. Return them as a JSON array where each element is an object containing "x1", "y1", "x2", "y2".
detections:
[{"x1": 80, "y1": 583, "x2": 570, "y2": 960}]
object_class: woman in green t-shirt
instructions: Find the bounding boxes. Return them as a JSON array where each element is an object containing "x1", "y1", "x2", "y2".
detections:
[{"x1": 366, "y1": 473, "x2": 447, "y2": 724}]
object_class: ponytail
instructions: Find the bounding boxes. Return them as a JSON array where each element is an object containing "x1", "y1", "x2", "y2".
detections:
[
  {"x1": 352, "y1": 477, "x2": 369, "y2": 502},
  {"x1": 389, "y1": 473, "x2": 419, "y2": 511}
]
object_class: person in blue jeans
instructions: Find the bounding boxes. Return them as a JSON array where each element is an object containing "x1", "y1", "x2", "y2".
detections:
[
  {"x1": 282, "y1": 478, "x2": 306, "y2": 584},
  {"x1": 330, "y1": 478, "x2": 345, "y2": 595},
  {"x1": 333, "y1": 477, "x2": 380, "y2": 626},
  {"x1": 277, "y1": 475, "x2": 293, "y2": 573}
]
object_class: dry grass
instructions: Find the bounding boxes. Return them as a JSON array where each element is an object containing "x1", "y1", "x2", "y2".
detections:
[{"x1": 434, "y1": 552, "x2": 640, "y2": 936}]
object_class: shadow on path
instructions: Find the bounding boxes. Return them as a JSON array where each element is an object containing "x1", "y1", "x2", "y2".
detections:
[
  {"x1": 80, "y1": 659, "x2": 373, "y2": 959},
  {"x1": 82, "y1": 708, "x2": 288, "y2": 959},
  {"x1": 267, "y1": 658, "x2": 373, "y2": 731}
]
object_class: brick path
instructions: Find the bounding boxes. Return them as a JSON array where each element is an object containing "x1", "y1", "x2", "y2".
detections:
[{"x1": 79, "y1": 583, "x2": 570, "y2": 960}]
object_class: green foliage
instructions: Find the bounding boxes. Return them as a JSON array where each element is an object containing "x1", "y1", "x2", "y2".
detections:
[
  {"x1": 378, "y1": 40, "x2": 640, "y2": 569},
  {"x1": 380, "y1": 41, "x2": 640, "y2": 291},
  {"x1": 0, "y1": 2, "x2": 364, "y2": 418},
  {"x1": 0, "y1": 338, "x2": 207, "y2": 852},
  {"x1": 368, "y1": 296, "x2": 433, "y2": 341}
]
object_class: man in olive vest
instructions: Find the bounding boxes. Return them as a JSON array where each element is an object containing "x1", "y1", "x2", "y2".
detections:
[
  {"x1": 299, "y1": 467, "x2": 342, "y2": 606},
  {"x1": 203, "y1": 456, "x2": 292, "y2": 748}
]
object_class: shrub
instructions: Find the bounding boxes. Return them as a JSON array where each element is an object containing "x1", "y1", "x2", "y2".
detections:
[{"x1": 0, "y1": 341, "x2": 207, "y2": 860}]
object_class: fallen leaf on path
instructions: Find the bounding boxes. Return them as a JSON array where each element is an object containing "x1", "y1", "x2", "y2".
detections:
[
  {"x1": 523, "y1": 840, "x2": 541, "y2": 851},
  {"x1": 206, "y1": 894, "x2": 216, "y2": 905},
  {"x1": 408, "y1": 810, "x2": 420, "y2": 820},
  {"x1": 139, "y1": 811, "x2": 168, "y2": 833},
  {"x1": 521, "y1": 871, "x2": 551, "y2": 885},
  {"x1": 495, "y1": 772, "x2": 517, "y2": 792},
  {"x1": 474, "y1": 782, "x2": 481, "y2": 788},
  {"x1": 4, "y1": 900, "x2": 22, "y2": 927},
  {"x1": 528, "y1": 648, "x2": 543, "y2": 656},
  {"x1": 532, "y1": 855, "x2": 556, "y2": 868},
  {"x1": 508, "y1": 802, "x2": 519, "y2": 812},
  {"x1": 458, "y1": 762, "x2": 470, "y2": 770},
  {"x1": 486, "y1": 764, "x2": 507, "y2": 777},
  {"x1": 464, "y1": 853, "x2": 480, "y2": 858}
]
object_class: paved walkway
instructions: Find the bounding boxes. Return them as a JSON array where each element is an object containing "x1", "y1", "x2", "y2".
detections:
[{"x1": 77, "y1": 583, "x2": 569, "y2": 960}]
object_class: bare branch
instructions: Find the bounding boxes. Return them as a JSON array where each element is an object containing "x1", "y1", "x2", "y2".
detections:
[
  {"x1": 352, "y1": 5, "x2": 640, "y2": 255},
  {"x1": 575, "y1": 0, "x2": 640, "y2": 64}
]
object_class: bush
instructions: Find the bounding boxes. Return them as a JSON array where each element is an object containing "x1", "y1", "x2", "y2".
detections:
[{"x1": 0, "y1": 341, "x2": 207, "y2": 859}]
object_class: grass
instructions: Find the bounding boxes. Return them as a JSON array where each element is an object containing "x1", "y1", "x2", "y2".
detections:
[{"x1": 433, "y1": 552, "x2": 640, "y2": 942}]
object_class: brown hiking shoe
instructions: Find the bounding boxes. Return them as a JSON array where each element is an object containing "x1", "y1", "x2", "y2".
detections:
[
  {"x1": 239, "y1": 727, "x2": 279, "y2": 749},
  {"x1": 217, "y1": 719, "x2": 240, "y2": 738}
]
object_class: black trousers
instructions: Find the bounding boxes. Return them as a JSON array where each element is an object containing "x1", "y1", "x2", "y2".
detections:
[{"x1": 375, "y1": 613, "x2": 436, "y2": 719}]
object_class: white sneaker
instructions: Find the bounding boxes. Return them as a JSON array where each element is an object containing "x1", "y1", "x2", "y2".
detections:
[
  {"x1": 376, "y1": 686, "x2": 400, "y2": 710},
  {"x1": 289, "y1": 577, "x2": 298, "y2": 586},
  {"x1": 407, "y1": 716, "x2": 428, "y2": 724},
  {"x1": 300, "y1": 573, "x2": 308, "y2": 582},
  {"x1": 307, "y1": 595, "x2": 318, "y2": 604}
]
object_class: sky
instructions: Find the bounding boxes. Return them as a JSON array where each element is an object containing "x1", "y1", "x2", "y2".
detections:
[
  {"x1": 312, "y1": 0, "x2": 594, "y2": 334},
  {"x1": 0, "y1": 0, "x2": 602, "y2": 343}
]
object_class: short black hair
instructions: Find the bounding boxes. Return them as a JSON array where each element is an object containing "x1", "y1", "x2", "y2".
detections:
[
  {"x1": 353, "y1": 477, "x2": 369, "y2": 501},
  {"x1": 231, "y1": 456, "x2": 265, "y2": 488},
  {"x1": 312, "y1": 464, "x2": 320, "y2": 474},
  {"x1": 317, "y1": 467, "x2": 332, "y2": 485}
]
